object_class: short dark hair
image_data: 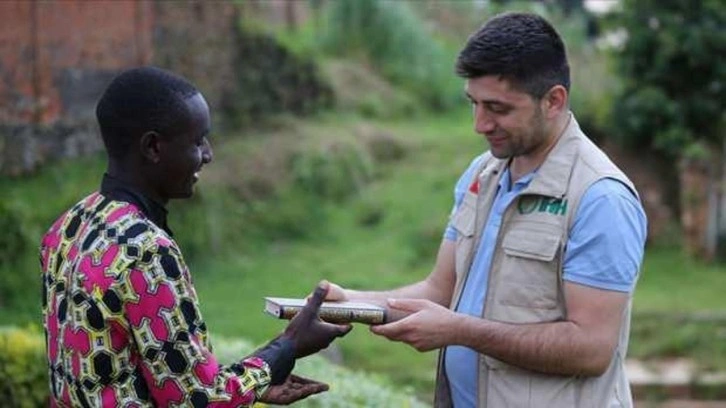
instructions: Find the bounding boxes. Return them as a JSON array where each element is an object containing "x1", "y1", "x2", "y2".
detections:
[
  {"x1": 96, "y1": 66, "x2": 199, "y2": 159},
  {"x1": 455, "y1": 12, "x2": 570, "y2": 99}
]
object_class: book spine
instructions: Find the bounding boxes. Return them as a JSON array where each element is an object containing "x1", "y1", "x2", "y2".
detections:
[{"x1": 279, "y1": 306, "x2": 386, "y2": 325}]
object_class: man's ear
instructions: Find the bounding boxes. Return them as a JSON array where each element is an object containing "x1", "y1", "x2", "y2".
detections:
[
  {"x1": 542, "y1": 85, "x2": 568, "y2": 119},
  {"x1": 139, "y1": 131, "x2": 162, "y2": 164}
]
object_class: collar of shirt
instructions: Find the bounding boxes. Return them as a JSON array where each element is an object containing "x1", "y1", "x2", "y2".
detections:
[
  {"x1": 100, "y1": 173, "x2": 173, "y2": 236},
  {"x1": 499, "y1": 166, "x2": 537, "y2": 194}
]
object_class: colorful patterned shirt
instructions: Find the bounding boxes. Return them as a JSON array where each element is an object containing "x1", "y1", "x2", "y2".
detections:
[{"x1": 41, "y1": 175, "x2": 294, "y2": 407}]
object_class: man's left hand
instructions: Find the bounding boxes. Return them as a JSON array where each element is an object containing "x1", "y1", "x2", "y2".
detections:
[
  {"x1": 370, "y1": 298, "x2": 459, "y2": 352},
  {"x1": 258, "y1": 374, "x2": 328, "y2": 405}
]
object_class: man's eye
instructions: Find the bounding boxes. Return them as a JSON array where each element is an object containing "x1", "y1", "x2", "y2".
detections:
[{"x1": 488, "y1": 105, "x2": 509, "y2": 114}]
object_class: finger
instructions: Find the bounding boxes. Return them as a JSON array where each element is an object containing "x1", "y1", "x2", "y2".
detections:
[
  {"x1": 287, "y1": 374, "x2": 325, "y2": 386},
  {"x1": 300, "y1": 382, "x2": 329, "y2": 394},
  {"x1": 297, "y1": 281, "x2": 329, "y2": 321},
  {"x1": 369, "y1": 320, "x2": 405, "y2": 339},
  {"x1": 387, "y1": 298, "x2": 429, "y2": 313},
  {"x1": 305, "y1": 280, "x2": 330, "y2": 310},
  {"x1": 286, "y1": 383, "x2": 329, "y2": 402}
]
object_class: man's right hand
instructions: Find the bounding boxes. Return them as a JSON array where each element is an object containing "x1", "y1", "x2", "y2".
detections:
[{"x1": 282, "y1": 281, "x2": 352, "y2": 358}]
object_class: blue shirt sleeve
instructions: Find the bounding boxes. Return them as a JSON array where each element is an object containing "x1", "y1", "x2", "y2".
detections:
[
  {"x1": 443, "y1": 155, "x2": 485, "y2": 241},
  {"x1": 563, "y1": 178, "x2": 648, "y2": 293}
]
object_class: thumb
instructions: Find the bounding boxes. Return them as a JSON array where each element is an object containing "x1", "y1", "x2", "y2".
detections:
[
  {"x1": 337, "y1": 323, "x2": 353, "y2": 337},
  {"x1": 321, "y1": 321, "x2": 353, "y2": 337},
  {"x1": 306, "y1": 281, "x2": 330, "y2": 310},
  {"x1": 387, "y1": 298, "x2": 430, "y2": 313}
]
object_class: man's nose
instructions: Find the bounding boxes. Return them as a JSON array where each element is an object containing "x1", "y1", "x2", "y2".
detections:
[{"x1": 474, "y1": 106, "x2": 496, "y2": 134}]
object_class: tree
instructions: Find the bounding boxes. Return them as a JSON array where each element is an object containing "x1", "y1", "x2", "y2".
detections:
[
  {"x1": 611, "y1": 0, "x2": 726, "y2": 258},
  {"x1": 612, "y1": 0, "x2": 725, "y2": 156}
]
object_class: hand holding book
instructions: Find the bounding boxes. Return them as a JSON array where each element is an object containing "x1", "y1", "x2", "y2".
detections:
[
  {"x1": 265, "y1": 297, "x2": 387, "y2": 325},
  {"x1": 279, "y1": 282, "x2": 352, "y2": 359}
]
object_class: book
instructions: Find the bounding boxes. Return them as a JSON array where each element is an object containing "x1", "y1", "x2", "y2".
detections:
[{"x1": 264, "y1": 297, "x2": 387, "y2": 325}]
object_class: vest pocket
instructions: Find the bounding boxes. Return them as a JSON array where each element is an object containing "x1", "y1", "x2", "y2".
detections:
[
  {"x1": 502, "y1": 229, "x2": 559, "y2": 261},
  {"x1": 451, "y1": 194, "x2": 476, "y2": 238},
  {"x1": 490, "y1": 228, "x2": 563, "y2": 322}
]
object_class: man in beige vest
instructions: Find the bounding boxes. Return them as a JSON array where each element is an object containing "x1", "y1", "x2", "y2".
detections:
[{"x1": 325, "y1": 12, "x2": 647, "y2": 408}]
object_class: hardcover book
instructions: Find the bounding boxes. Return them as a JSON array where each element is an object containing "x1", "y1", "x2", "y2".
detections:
[{"x1": 264, "y1": 297, "x2": 387, "y2": 325}]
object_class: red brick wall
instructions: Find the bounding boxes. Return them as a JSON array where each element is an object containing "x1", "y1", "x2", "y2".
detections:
[
  {"x1": 0, "y1": 0, "x2": 237, "y2": 175},
  {"x1": 0, "y1": 2, "x2": 36, "y2": 124},
  {"x1": 0, "y1": 1, "x2": 153, "y2": 125}
]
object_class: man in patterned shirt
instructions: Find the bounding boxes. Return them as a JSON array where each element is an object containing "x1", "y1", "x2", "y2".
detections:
[{"x1": 40, "y1": 66, "x2": 351, "y2": 407}]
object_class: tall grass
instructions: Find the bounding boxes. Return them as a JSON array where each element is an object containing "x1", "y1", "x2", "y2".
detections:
[{"x1": 314, "y1": 0, "x2": 463, "y2": 111}]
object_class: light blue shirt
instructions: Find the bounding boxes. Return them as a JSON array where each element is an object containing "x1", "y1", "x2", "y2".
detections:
[{"x1": 442, "y1": 155, "x2": 647, "y2": 407}]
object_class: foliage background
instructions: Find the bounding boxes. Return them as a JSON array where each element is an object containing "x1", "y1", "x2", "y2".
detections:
[{"x1": 2, "y1": 0, "x2": 726, "y2": 405}]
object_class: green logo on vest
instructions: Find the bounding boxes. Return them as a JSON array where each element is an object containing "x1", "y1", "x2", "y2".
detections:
[
  {"x1": 517, "y1": 197, "x2": 568, "y2": 216},
  {"x1": 517, "y1": 197, "x2": 540, "y2": 214}
]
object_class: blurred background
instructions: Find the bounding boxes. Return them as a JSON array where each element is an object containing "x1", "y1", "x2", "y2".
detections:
[{"x1": 1, "y1": 0, "x2": 724, "y2": 406}]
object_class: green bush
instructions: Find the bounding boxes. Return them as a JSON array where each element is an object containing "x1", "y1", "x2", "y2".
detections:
[
  {"x1": 320, "y1": 60, "x2": 421, "y2": 120},
  {"x1": 222, "y1": 29, "x2": 334, "y2": 129},
  {"x1": 612, "y1": 0, "x2": 726, "y2": 156},
  {"x1": 356, "y1": 126, "x2": 408, "y2": 164},
  {"x1": 352, "y1": 197, "x2": 385, "y2": 228},
  {"x1": 0, "y1": 201, "x2": 34, "y2": 310},
  {"x1": 0, "y1": 326, "x2": 427, "y2": 408},
  {"x1": 318, "y1": 0, "x2": 461, "y2": 111},
  {"x1": 242, "y1": 187, "x2": 330, "y2": 242},
  {"x1": 290, "y1": 141, "x2": 375, "y2": 203},
  {"x1": 0, "y1": 201, "x2": 27, "y2": 266},
  {"x1": 214, "y1": 337, "x2": 428, "y2": 408},
  {"x1": 0, "y1": 326, "x2": 48, "y2": 407}
]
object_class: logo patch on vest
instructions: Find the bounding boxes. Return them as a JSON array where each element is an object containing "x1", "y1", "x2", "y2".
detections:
[{"x1": 517, "y1": 196, "x2": 568, "y2": 216}]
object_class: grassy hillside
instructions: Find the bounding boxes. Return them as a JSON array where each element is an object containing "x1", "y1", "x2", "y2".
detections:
[{"x1": 4, "y1": 109, "x2": 726, "y2": 402}]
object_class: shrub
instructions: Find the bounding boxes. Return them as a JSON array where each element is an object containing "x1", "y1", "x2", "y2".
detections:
[
  {"x1": 0, "y1": 327, "x2": 428, "y2": 408},
  {"x1": 0, "y1": 201, "x2": 27, "y2": 266},
  {"x1": 290, "y1": 141, "x2": 375, "y2": 203},
  {"x1": 318, "y1": 0, "x2": 461, "y2": 111},
  {"x1": 241, "y1": 186, "x2": 330, "y2": 242},
  {"x1": 222, "y1": 29, "x2": 334, "y2": 129},
  {"x1": 0, "y1": 201, "x2": 34, "y2": 309},
  {"x1": 0, "y1": 326, "x2": 49, "y2": 407},
  {"x1": 353, "y1": 197, "x2": 385, "y2": 228},
  {"x1": 214, "y1": 337, "x2": 428, "y2": 408},
  {"x1": 322, "y1": 60, "x2": 421, "y2": 119},
  {"x1": 355, "y1": 125, "x2": 408, "y2": 164},
  {"x1": 611, "y1": 0, "x2": 726, "y2": 156}
]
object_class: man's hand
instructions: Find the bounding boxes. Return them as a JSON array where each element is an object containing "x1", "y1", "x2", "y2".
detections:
[
  {"x1": 258, "y1": 374, "x2": 328, "y2": 405},
  {"x1": 283, "y1": 281, "x2": 352, "y2": 358},
  {"x1": 370, "y1": 298, "x2": 460, "y2": 352}
]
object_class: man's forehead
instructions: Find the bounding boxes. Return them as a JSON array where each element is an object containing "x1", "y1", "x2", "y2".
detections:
[{"x1": 465, "y1": 76, "x2": 531, "y2": 103}]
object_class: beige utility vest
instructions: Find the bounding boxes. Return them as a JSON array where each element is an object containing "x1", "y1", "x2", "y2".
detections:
[{"x1": 434, "y1": 115, "x2": 639, "y2": 408}]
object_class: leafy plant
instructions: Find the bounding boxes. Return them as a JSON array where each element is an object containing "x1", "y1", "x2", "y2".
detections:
[
  {"x1": 214, "y1": 337, "x2": 428, "y2": 408},
  {"x1": 0, "y1": 326, "x2": 48, "y2": 407},
  {"x1": 318, "y1": 0, "x2": 462, "y2": 111},
  {"x1": 611, "y1": 0, "x2": 726, "y2": 156}
]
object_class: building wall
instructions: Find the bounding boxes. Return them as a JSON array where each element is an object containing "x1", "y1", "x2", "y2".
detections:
[{"x1": 0, "y1": 1, "x2": 237, "y2": 176}]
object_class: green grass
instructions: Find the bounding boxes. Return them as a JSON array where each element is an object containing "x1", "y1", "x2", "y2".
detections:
[
  {"x1": 635, "y1": 246, "x2": 726, "y2": 312},
  {"x1": 630, "y1": 246, "x2": 726, "y2": 373},
  {"x1": 3, "y1": 110, "x2": 726, "y2": 401}
]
